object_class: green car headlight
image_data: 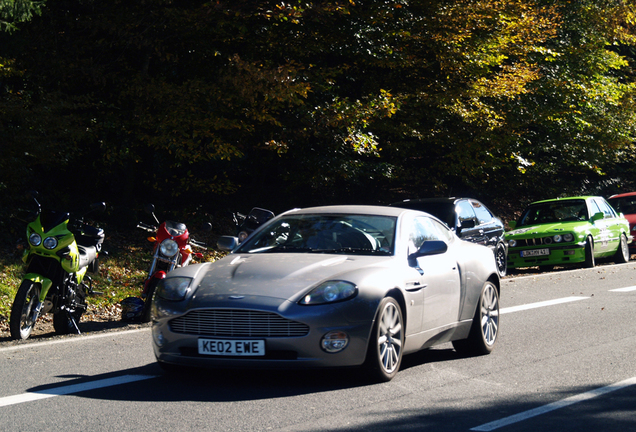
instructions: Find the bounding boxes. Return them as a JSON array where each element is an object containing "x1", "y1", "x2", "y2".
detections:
[
  {"x1": 553, "y1": 234, "x2": 562, "y2": 243},
  {"x1": 299, "y1": 281, "x2": 357, "y2": 305},
  {"x1": 563, "y1": 233, "x2": 574, "y2": 242},
  {"x1": 156, "y1": 277, "x2": 192, "y2": 301}
]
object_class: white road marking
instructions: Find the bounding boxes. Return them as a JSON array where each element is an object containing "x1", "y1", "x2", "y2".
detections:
[
  {"x1": 0, "y1": 375, "x2": 155, "y2": 408},
  {"x1": 610, "y1": 286, "x2": 636, "y2": 292},
  {"x1": 471, "y1": 376, "x2": 636, "y2": 431},
  {"x1": 0, "y1": 328, "x2": 149, "y2": 353},
  {"x1": 499, "y1": 296, "x2": 588, "y2": 315}
]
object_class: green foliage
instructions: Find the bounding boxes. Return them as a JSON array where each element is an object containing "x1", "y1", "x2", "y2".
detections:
[
  {"x1": 0, "y1": 0, "x2": 635, "y2": 214},
  {"x1": 0, "y1": 0, "x2": 44, "y2": 33}
]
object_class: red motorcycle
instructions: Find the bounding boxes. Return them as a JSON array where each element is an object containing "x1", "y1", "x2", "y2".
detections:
[{"x1": 123, "y1": 204, "x2": 210, "y2": 322}]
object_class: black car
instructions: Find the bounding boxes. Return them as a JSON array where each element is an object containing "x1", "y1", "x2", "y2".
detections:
[{"x1": 391, "y1": 198, "x2": 507, "y2": 276}]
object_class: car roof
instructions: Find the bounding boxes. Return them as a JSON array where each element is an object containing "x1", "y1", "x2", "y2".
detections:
[
  {"x1": 391, "y1": 197, "x2": 464, "y2": 206},
  {"x1": 609, "y1": 192, "x2": 636, "y2": 199},
  {"x1": 530, "y1": 196, "x2": 597, "y2": 205},
  {"x1": 280, "y1": 205, "x2": 414, "y2": 218}
]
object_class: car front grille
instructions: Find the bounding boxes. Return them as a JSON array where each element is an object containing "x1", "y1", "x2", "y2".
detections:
[
  {"x1": 169, "y1": 309, "x2": 310, "y2": 337},
  {"x1": 514, "y1": 237, "x2": 551, "y2": 247}
]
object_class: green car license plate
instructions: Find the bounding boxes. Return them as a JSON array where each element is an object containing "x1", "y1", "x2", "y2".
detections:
[
  {"x1": 198, "y1": 339, "x2": 265, "y2": 356},
  {"x1": 520, "y1": 248, "x2": 550, "y2": 257}
]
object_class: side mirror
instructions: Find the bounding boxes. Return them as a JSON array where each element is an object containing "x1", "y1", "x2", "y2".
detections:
[
  {"x1": 217, "y1": 236, "x2": 239, "y2": 251},
  {"x1": 408, "y1": 240, "x2": 448, "y2": 261},
  {"x1": 591, "y1": 212, "x2": 604, "y2": 223},
  {"x1": 508, "y1": 220, "x2": 517, "y2": 230},
  {"x1": 201, "y1": 222, "x2": 213, "y2": 232},
  {"x1": 458, "y1": 219, "x2": 476, "y2": 232},
  {"x1": 144, "y1": 203, "x2": 155, "y2": 214}
]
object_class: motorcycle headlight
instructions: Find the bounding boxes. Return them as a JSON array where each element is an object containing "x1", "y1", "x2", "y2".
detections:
[
  {"x1": 299, "y1": 281, "x2": 357, "y2": 305},
  {"x1": 159, "y1": 239, "x2": 179, "y2": 257},
  {"x1": 156, "y1": 276, "x2": 192, "y2": 301},
  {"x1": 29, "y1": 233, "x2": 42, "y2": 247},
  {"x1": 43, "y1": 236, "x2": 58, "y2": 250}
]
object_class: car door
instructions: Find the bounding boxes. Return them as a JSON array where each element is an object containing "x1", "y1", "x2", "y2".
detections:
[
  {"x1": 456, "y1": 200, "x2": 487, "y2": 245},
  {"x1": 470, "y1": 199, "x2": 502, "y2": 249},
  {"x1": 587, "y1": 199, "x2": 609, "y2": 253},
  {"x1": 594, "y1": 197, "x2": 622, "y2": 252},
  {"x1": 407, "y1": 216, "x2": 461, "y2": 332}
]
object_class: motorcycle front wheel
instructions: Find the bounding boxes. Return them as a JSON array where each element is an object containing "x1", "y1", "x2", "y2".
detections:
[
  {"x1": 10, "y1": 280, "x2": 41, "y2": 340},
  {"x1": 141, "y1": 278, "x2": 159, "y2": 323}
]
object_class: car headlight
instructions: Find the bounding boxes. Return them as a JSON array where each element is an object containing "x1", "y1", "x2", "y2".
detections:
[
  {"x1": 553, "y1": 234, "x2": 562, "y2": 243},
  {"x1": 299, "y1": 281, "x2": 357, "y2": 305},
  {"x1": 508, "y1": 239, "x2": 517, "y2": 248},
  {"x1": 29, "y1": 233, "x2": 42, "y2": 247},
  {"x1": 156, "y1": 277, "x2": 192, "y2": 301},
  {"x1": 159, "y1": 239, "x2": 179, "y2": 257},
  {"x1": 563, "y1": 233, "x2": 574, "y2": 242},
  {"x1": 43, "y1": 236, "x2": 58, "y2": 249}
]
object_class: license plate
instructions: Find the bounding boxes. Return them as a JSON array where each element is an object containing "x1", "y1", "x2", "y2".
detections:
[
  {"x1": 198, "y1": 338, "x2": 265, "y2": 356},
  {"x1": 521, "y1": 248, "x2": 550, "y2": 257}
]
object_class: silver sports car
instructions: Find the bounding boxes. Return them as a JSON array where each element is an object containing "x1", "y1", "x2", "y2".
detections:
[{"x1": 151, "y1": 205, "x2": 500, "y2": 382}]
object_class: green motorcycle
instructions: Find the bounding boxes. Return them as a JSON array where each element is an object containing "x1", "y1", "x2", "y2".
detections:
[{"x1": 10, "y1": 193, "x2": 106, "y2": 340}]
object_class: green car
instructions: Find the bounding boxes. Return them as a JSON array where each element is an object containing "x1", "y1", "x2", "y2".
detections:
[{"x1": 506, "y1": 196, "x2": 632, "y2": 269}]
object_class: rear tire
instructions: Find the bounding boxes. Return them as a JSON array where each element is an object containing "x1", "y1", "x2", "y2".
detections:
[
  {"x1": 584, "y1": 237, "x2": 595, "y2": 268},
  {"x1": 363, "y1": 297, "x2": 404, "y2": 382},
  {"x1": 614, "y1": 234, "x2": 630, "y2": 264},
  {"x1": 9, "y1": 280, "x2": 41, "y2": 340},
  {"x1": 453, "y1": 281, "x2": 499, "y2": 356},
  {"x1": 495, "y1": 242, "x2": 507, "y2": 277}
]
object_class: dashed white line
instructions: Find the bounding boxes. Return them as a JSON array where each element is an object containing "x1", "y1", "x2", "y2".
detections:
[
  {"x1": 471, "y1": 376, "x2": 636, "y2": 431},
  {"x1": 499, "y1": 296, "x2": 589, "y2": 315},
  {"x1": 610, "y1": 286, "x2": 636, "y2": 292},
  {"x1": 0, "y1": 375, "x2": 155, "y2": 408}
]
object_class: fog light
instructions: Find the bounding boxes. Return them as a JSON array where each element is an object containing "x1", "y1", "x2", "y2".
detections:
[
  {"x1": 564, "y1": 250, "x2": 575, "y2": 256},
  {"x1": 321, "y1": 331, "x2": 349, "y2": 353},
  {"x1": 152, "y1": 326, "x2": 165, "y2": 347}
]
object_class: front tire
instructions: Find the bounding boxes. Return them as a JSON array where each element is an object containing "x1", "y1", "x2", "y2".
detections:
[
  {"x1": 364, "y1": 297, "x2": 404, "y2": 382},
  {"x1": 9, "y1": 280, "x2": 41, "y2": 340},
  {"x1": 614, "y1": 234, "x2": 630, "y2": 264},
  {"x1": 453, "y1": 281, "x2": 499, "y2": 356},
  {"x1": 584, "y1": 237, "x2": 595, "y2": 268}
]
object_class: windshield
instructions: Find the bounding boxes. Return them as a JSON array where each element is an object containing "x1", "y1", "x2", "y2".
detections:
[
  {"x1": 235, "y1": 213, "x2": 397, "y2": 255},
  {"x1": 165, "y1": 220, "x2": 187, "y2": 236},
  {"x1": 518, "y1": 200, "x2": 588, "y2": 226}
]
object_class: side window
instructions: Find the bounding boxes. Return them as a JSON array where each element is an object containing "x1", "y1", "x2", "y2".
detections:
[
  {"x1": 456, "y1": 201, "x2": 477, "y2": 226},
  {"x1": 588, "y1": 200, "x2": 602, "y2": 217},
  {"x1": 471, "y1": 200, "x2": 493, "y2": 225},
  {"x1": 595, "y1": 199, "x2": 616, "y2": 218},
  {"x1": 408, "y1": 216, "x2": 446, "y2": 253}
]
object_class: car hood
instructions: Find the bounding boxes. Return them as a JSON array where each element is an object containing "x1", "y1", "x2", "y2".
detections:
[
  {"x1": 506, "y1": 222, "x2": 588, "y2": 237},
  {"x1": 180, "y1": 253, "x2": 389, "y2": 302}
]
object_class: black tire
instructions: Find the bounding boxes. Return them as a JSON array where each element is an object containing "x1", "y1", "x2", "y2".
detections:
[
  {"x1": 9, "y1": 280, "x2": 41, "y2": 340},
  {"x1": 495, "y1": 242, "x2": 507, "y2": 277},
  {"x1": 53, "y1": 308, "x2": 84, "y2": 335},
  {"x1": 141, "y1": 279, "x2": 159, "y2": 323},
  {"x1": 584, "y1": 237, "x2": 595, "y2": 268},
  {"x1": 614, "y1": 233, "x2": 630, "y2": 264},
  {"x1": 453, "y1": 281, "x2": 499, "y2": 356},
  {"x1": 363, "y1": 297, "x2": 404, "y2": 382}
]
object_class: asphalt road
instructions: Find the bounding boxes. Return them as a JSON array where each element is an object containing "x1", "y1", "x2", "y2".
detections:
[{"x1": 0, "y1": 263, "x2": 635, "y2": 432}]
